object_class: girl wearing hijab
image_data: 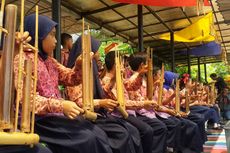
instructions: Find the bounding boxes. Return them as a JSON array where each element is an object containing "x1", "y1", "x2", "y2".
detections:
[
  {"x1": 14, "y1": 14, "x2": 113, "y2": 153},
  {"x1": 66, "y1": 36, "x2": 143, "y2": 153}
]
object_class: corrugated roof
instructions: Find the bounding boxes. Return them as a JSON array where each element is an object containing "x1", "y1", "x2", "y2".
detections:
[{"x1": 6, "y1": 0, "x2": 230, "y2": 65}]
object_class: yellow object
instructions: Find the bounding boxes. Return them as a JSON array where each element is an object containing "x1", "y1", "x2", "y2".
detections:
[
  {"x1": 0, "y1": 132, "x2": 39, "y2": 145},
  {"x1": 82, "y1": 18, "x2": 97, "y2": 121},
  {"x1": 175, "y1": 80, "x2": 180, "y2": 113},
  {"x1": 157, "y1": 64, "x2": 164, "y2": 106},
  {"x1": 146, "y1": 47, "x2": 153, "y2": 100},
  {"x1": 159, "y1": 12, "x2": 216, "y2": 42},
  {"x1": 115, "y1": 50, "x2": 129, "y2": 119},
  {"x1": 224, "y1": 75, "x2": 230, "y2": 82}
]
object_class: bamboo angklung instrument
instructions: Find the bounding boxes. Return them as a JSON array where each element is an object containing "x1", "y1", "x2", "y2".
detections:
[
  {"x1": 175, "y1": 79, "x2": 180, "y2": 113},
  {"x1": 198, "y1": 83, "x2": 204, "y2": 104},
  {"x1": 0, "y1": 1, "x2": 39, "y2": 145},
  {"x1": 0, "y1": 0, "x2": 7, "y2": 42},
  {"x1": 185, "y1": 79, "x2": 191, "y2": 114},
  {"x1": 155, "y1": 64, "x2": 177, "y2": 116},
  {"x1": 175, "y1": 79, "x2": 188, "y2": 117},
  {"x1": 194, "y1": 73, "x2": 199, "y2": 96},
  {"x1": 206, "y1": 85, "x2": 210, "y2": 105},
  {"x1": 115, "y1": 50, "x2": 128, "y2": 119},
  {"x1": 157, "y1": 64, "x2": 164, "y2": 106},
  {"x1": 0, "y1": 2, "x2": 16, "y2": 131},
  {"x1": 81, "y1": 18, "x2": 97, "y2": 121},
  {"x1": 146, "y1": 47, "x2": 153, "y2": 100}
]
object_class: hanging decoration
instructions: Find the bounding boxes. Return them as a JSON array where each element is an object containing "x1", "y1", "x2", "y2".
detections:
[{"x1": 159, "y1": 12, "x2": 216, "y2": 42}]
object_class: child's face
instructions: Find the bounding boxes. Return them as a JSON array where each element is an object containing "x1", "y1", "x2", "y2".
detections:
[
  {"x1": 67, "y1": 38, "x2": 73, "y2": 50},
  {"x1": 42, "y1": 28, "x2": 57, "y2": 55},
  {"x1": 153, "y1": 70, "x2": 161, "y2": 80},
  {"x1": 223, "y1": 88, "x2": 229, "y2": 95}
]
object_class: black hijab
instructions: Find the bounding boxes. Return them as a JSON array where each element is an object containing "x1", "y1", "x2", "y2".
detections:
[
  {"x1": 67, "y1": 35, "x2": 104, "y2": 99},
  {"x1": 24, "y1": 14, "x2": 57, "y2": 60}
]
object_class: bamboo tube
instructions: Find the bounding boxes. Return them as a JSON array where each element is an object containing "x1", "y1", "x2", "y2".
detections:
[
  {"x1": 0, "y1": 0, "x2": 5, "y2": 42},
  {"x1": 21, "y1": 60, "x2": 32, "y2": 133},
  {"x1": 157, "y1": 64, "x2": 164, "y2": 106},
  {"x1": 115, "y1": 50, "x2": 128, "y2": 119},
  {"x1": 206, "y1": 86, "x2": 210, "y2": 104},
  {"x1": 0, "y1": 132, "x2": 39, "y2": 145},
  {"x1": 175, "y1": 79, "x2": 180, "y2": 113},
  {"x1": 194, "y1": 70, "x2": 199, "y2": 95},
  {"x1": 31, "y1": 5, "x2": 38, "y2": 134},
  {"x1": 87, "y1": 26, "x2": 94, "y2": 113},
  {"x1": 210, "y1": 83, "x2": 214, "y2": 105},
  {"x1": 146, "y1": 47, "x2": 153, "y2": 100},
  {"x1": 198, "y1": 83, "x2": 204, "y2": 104},
  {"x1": 82, "y1": 19, "x2": 97, "y2": 121},
  {"x1": 185, "y1": 89, "x2": 190, "y2": 113},
  {"x1": 0, "y1": 4, "x2": 17, "y2": 130},
  {"x1": 14, "y1": 0, "x2": 25, "y2": 132},
  {"x1": 185, "y1": 79, "x2": 191, "y2": 113},
  {"x1": 213, "y1": 88, "x2": 217, "y2": 105},
  {"x1": 0, "y1": 0, "x2": 5, "y2": 14}
]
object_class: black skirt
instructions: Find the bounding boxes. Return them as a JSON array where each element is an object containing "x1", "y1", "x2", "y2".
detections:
[
  {"x1": 35, "y1": 115, "x2": 112, "y2": 153},
  {"x1": 127, "y1": 114, "x2": 167, "y2": 153},
  {"x1": 95, "y1": 114, "x2": 143, "y2": 153},
  {"x1": 177, "y1": 117, "x2": 203, "y2": 153},
  {"x1": 157, "y1": 116, "x2": 181, "y2": 151}
]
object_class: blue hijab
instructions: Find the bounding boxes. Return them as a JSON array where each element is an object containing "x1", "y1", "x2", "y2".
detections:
[
  {"x1": 67, "y1": 35, "x2": 104, "y2": 99},
  {"x1": 24, "y1": 14, "x2": 57, "y2": 60},
  {"x1": 164, "y1": 71, "x2": 179, "y2": 90}
]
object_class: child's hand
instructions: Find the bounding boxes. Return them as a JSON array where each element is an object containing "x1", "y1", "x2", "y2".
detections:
[
  {"x1": 144, "y1": 100, "x2": 159, "y2": 110},
  {"x1": 99, "y1": 99, "x2": 118, "y2": 112},
  {"x1": 15, "y1": 31, "x2": 33, "y2": 51},
  {"x1": 15, "y1": 31, "x2": 31, "y2": 44},
  {"x1": 75, "y1": 52, "x2": 94, "y2": 66},
  {"x1": 139, "y1": 65, "x2": 148, "y2": 75},
  {"x1": 63, "y1": 100, "x2": 84, "y2": 119}
]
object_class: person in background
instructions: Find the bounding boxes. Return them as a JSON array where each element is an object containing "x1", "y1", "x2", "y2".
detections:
[
  {"x1": 210, "y1": 73, "x2": 228, "y2": 95},
  {"x1": 217, "y1": 88, "x2": 230, "y2": 120},
  {"x1": 61, "y1": 33, "x2": 73, "y2": 66}
]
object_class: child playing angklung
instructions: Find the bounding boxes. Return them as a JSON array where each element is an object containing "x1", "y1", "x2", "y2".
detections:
[
  {"x1": 14, "y1": 14, "x2": 113, "y2": 153},
  {"x1": 101, "y1": 51, "x2": 167, "y2": 153}
]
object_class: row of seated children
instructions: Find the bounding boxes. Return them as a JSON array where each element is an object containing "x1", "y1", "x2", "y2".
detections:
[
  {"x1": 5, "y1": 13, "x2": 220, "y2": 153},
  {"x1": 61, "y1": 28, "x2": 221, "y2": 153}
]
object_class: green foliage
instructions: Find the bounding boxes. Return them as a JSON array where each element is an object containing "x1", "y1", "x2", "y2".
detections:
[
  {"x1": 175, "y1": 62, "x2": 230, "y2": 83},
  {"x1": 165, "y1": 63, "x2": 172, "y2": 71},
  {"x1": 98, "y1": 41, "x2": 134, "y2": 63},
  {"x1": 175, "y1": 66, "x2": 188, "y2": 76}
]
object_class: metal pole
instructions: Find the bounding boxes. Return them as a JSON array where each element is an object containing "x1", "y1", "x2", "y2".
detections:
[
  {"x1": 204, "y1": 63, "x2": 207, "y2": 83},
  {"x1": 197, "y1": 57, "x2": 201, "y2": 81},
  {"x1": 171, "y1": 32, "x2": 175, "y2": 72},
  {"x1": 187, "y1": 49, "x2": 191, "y2": 75},
  {"x1": 52, "y1": 0, "x2": 61, "y2": 62},
  {"x1": 138, "y1": 5, "x2": 143, "y2": 52}
]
